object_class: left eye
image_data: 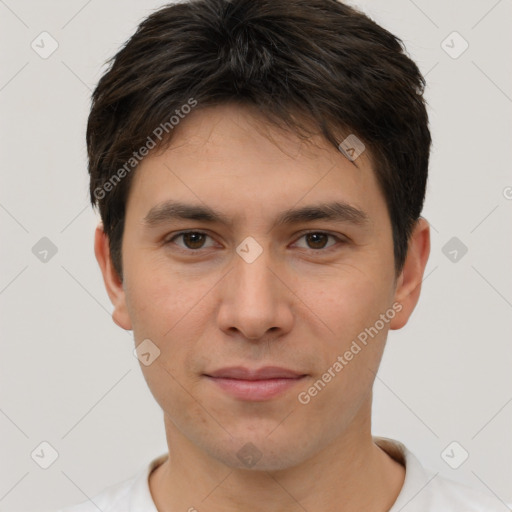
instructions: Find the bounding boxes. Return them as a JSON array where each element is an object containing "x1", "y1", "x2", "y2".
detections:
[
  {"x1": 165, "y1": 231, "x2": 343, "y2": 252},
  {"x1": 294, "y1": 232, "x2": 340, "y2": 250}
]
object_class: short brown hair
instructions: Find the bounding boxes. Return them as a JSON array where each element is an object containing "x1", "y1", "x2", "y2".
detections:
[{"x1": 87, "y1": 0, "x2": 431, "y2": 281}]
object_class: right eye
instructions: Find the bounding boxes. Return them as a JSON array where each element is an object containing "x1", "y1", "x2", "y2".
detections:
[{"x1": 164, "y1": 231, "x2": 216, "y2": 252}]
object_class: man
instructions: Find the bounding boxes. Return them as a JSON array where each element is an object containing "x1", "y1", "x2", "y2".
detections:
[{"x1": 60, "y1": 0, "x2": 508, "y2": 510}]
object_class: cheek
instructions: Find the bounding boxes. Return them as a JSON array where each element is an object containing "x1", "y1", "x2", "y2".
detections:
[
  {"x1": 124, "y1": 259, "x2": 212, "y2": 336},
  {"x1": 295, "y1": 283, "x2": 391, "y2": 433},
  {"x1": 127, "y1": 277, "x2": 208, "y2": 417},
  {"x1": 298, "y1": 265, "x2": 392, "y2": 343},
  {"x1": 124, "y1": 265, "x2": 219, "y2": 385},
  {"x1": 293, "y1": 270, "x2": 393, "y2": 402}
]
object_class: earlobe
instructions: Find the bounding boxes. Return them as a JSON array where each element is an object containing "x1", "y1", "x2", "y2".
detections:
[
  {"x1": 94, "y1": 223, "x2": 133, "y2": 331},
  {"x1": 389, "y1": 217, "x2": 430, "y2": 330}
]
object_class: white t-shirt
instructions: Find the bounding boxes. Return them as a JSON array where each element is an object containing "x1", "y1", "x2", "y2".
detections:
[{"x1": 57, "y1": 437, "x2": 510, "y2": 512}]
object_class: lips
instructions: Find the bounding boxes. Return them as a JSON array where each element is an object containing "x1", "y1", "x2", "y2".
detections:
[
  {"x1": 204, "y1": 366, "x2": 306, "y2": 380},
  {"x1": 203, "y1": 366, "x2": 308, "y2": 401}
]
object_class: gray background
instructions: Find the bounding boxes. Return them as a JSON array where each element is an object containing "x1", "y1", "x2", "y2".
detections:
[{"x1": 1, "y1": 0, "x2": 511, "y2": 510}]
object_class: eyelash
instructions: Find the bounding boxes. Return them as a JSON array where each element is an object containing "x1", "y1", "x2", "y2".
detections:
[{"x1": 164, "y1": 230, "x2": 347, "y2": 254}]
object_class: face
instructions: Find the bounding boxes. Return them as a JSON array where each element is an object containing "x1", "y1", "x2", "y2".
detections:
[{"x1": 96, "y1": 103, "x2": 429, "y2": 471}]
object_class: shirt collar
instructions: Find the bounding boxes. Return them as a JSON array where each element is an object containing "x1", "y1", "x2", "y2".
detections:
[
  {"x1": 374, "y1": 436, "x2": 435, "y2": 511},
  {"x1": 129, "y1": 452, "x2": 168, "y2": 512}
]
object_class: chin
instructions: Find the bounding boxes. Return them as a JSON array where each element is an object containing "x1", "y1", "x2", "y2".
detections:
[{"x1": 205, "y1": 430, "x2": 318, "y2": 472}]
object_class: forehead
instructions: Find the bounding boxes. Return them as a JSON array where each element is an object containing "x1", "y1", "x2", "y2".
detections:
[
  {"x1": 152, "y1": 103, "x2": 369, "y2": 167},
  {"x1": 125, "y1": 103, "x2": 386, "y2": 230}
]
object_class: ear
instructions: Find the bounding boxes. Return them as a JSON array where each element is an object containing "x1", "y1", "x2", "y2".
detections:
[
  {"x1": 94, "y1": 223, "x2": 132, "y2": 331},
  {"x1": 389, "y1": 217, "x2": 430, "y2": 330}
]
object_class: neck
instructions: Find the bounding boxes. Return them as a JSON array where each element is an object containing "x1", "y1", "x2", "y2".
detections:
[{"x1": 149, "y1": 402, "x2": 405, "y2": 512}]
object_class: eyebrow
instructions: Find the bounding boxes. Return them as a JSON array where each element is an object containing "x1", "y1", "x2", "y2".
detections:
[{"x1": 142, "y1": 200, "x2": 370, "y2": 231}]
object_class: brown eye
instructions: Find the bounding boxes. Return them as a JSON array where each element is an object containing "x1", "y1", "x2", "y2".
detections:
[
  {"x1": 182, "y1": 232, "x2": 207, "y2": 249},
  {"x1": 167, "y1": 231, "x2": 214, "y2": 251},
  {"x1": 294, "y1": 232, "x2": 342, "y2": 251},
  {"x1": 305, "y1": 233, "x2": 329, "y2": 249}
]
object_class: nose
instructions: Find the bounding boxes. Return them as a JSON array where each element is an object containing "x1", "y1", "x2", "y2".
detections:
[{"x1": 216, "y1": 242, "x2": 294, "y2": 341}]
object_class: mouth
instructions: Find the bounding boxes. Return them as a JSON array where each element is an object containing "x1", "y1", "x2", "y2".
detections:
[{"x1": 203, "y1": 366, "x2": 308, "y2": 401}]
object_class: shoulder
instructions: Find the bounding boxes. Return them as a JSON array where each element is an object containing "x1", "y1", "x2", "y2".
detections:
[
  {"x1": 431, "y1": 473, "x2": 511, "y2": 512},
  {"x1": 56, "y1": 453, "x2": 167, "y2": 512},
  {"x1": 374, "y1": 437, "x2": 511, "y2": 512},
  {"x1": 56, "y1": 473, "x2": 138, "y2": 512},
  {"x1": 427, "y1": 472, "x2": 510, "y2": 511}
]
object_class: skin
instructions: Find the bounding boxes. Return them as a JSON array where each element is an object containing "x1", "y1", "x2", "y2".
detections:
[{"x1": 95, "y1": 103, "x2": 430, "y2": 512}]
